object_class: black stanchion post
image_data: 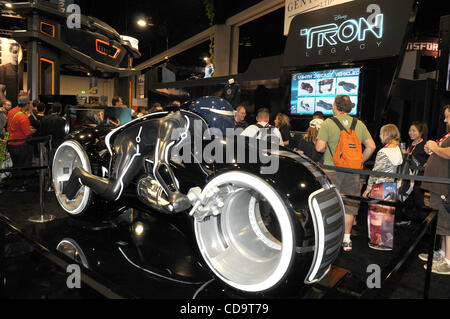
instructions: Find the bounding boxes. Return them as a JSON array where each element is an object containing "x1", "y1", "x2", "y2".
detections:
[
  {"x1": 28, "y1": 141, "x2": 55, "y2": 223},
  {"x1": 46, "y1": 136, "x2": 53, "y2": 192},
  {"x1": 424, "y1": 212, "x2": 438, "y2": 299},
  {"x1": 0, "y1": 222, "x2": 5, "y2": 298}
]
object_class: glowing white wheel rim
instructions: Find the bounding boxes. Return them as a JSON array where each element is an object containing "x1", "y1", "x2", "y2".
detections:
[
  {"x1": 194, "y1": 171, "x2": 295, "y2": 293},
  {"x1": 53, "y1": 140, "x2": 92, "y2": 216}
]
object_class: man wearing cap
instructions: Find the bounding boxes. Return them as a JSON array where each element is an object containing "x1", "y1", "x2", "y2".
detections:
[{"x1": 6, "y1": 94, "x2": 36, "y2": 191}]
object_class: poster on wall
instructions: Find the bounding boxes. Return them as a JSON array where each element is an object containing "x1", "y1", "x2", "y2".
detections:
[{"x1": 0, "y1": 38, "x2": 23, "y2": 106}]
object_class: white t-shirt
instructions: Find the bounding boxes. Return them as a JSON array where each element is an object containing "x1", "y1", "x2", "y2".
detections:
[{"x1": 241, "y1": 122, "x2": 283, "y2": 145}]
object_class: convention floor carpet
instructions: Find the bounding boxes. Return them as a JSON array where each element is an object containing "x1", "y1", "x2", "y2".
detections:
[{"x1": 0, "y1": 182, "x2": 449, "y2": 299}]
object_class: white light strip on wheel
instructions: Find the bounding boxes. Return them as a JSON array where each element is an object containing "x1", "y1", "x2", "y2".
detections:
[
  {"x1": 306, "y1": 189, "x2": 326, "y2": 284},
  {"x1": 248, "y1": 196, "x2": 281, "y2": 251},
  {"x1": 195, "y1": 171, "x2": 294, "y2": 293},
  {"x1": 53, "y1": 140, "x2": 92, "y2": 215}
]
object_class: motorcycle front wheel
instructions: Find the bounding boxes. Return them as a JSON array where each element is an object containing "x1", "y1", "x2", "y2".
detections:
[{"x1": 194, "y1": 171, "x2": 296, "y2": 294}]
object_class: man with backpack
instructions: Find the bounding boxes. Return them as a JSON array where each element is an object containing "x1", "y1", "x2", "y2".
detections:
[
  {"x1": 241, "y1": 108, "x2": 283, "y2": 146},
  {"x1": 315, "y1": 95, "x2": 376, "y2": 252}
]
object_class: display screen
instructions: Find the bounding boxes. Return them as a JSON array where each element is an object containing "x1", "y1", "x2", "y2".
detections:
[{"x1": 290, "y1": 67, "x2": 361, "y2": 116}]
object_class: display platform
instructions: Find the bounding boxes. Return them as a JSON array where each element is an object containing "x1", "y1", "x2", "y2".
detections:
[{"x1": 0, "y1": 186, "x2": 446, "y2": 300}]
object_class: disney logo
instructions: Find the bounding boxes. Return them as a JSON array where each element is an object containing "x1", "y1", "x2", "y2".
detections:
[{"x1": 333, "y1": 14, "x2": 348, "y2": 21}]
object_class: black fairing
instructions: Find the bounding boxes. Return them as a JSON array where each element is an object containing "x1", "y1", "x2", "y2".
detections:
[
  {"x1": 66, "y1": 125, "x2": 112, "y2": 176},
  {"x1": 65, "y1": 114, "x2": 330, "y2": 255}
]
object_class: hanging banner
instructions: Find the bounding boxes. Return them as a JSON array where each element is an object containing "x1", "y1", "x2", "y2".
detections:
[
  {"x1": 283, "y1": 0, "x2": 415, "y2": 67},
  {"x1": 406, "y1": 37, "x2": 440, "y2": 58},
  {"x1": 0, "y1": 38, "x2": 23, "y2": 106},
  {"x1": 284, "y1": 0, "x2": 354, "y2": 36}
]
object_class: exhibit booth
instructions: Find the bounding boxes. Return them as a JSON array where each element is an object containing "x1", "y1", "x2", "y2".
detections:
[
  {"x1": 0, "y1": 0, "x2": 140, "y2": 109},
  {"x1": 0, "y1": 0, "x2": 449, "y2": 303}
]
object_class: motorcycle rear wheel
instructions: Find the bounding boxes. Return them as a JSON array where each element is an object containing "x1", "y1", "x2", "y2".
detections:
[{"x1": 53, "y1": 140, "x2": 94, "y2": 217}]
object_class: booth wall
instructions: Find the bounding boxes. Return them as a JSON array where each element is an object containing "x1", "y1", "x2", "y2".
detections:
[{"x1": 23, "y1": 73, "x2": 115, "y2": 105}]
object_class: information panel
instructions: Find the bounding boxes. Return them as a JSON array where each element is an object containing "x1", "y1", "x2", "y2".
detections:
[{"x1": 290, "y1": 67, "x2": 360, "y2": 116}]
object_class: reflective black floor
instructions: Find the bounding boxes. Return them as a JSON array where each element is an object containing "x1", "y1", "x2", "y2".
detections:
[{"x1": 0, "y1": 180, "x2": 449, "y2": 299}]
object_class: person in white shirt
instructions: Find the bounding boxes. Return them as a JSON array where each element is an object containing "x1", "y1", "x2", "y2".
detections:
[{"x1": 241, "y1": 108, "x2": 283, "y2": 145}]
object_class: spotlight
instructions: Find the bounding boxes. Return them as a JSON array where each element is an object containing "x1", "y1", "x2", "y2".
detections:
[
  {"x1": 134, "y1": 223, "x2": 144, "y2": 236},
  {"x1": 5, "y1": 2, "x2": 12, "y2": 8},
  {"x1": 137, "y1": 17, "x2": 153, "y2": 28},
  {"x1": 137, "y1": 19, "x2": 147, "y2": 27}
]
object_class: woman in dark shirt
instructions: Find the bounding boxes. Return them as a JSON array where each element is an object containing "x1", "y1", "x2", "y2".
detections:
[
  {"x1": 275, "y1": 113, "x2": 291, "y2": 148},
  {"x1": 404, "y1": 121, "x2": 429, "y2": 220},
  {"x1": 296, "y1": 118, "x2": 324, "y2": 163},
  {"x1": 406, "y1": 121, "x2": 429, "y2": 168}
]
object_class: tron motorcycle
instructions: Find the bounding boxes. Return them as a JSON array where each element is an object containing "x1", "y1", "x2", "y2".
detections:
[{"x1": 52, "y1": 96, "x2": 345, "y2": 295}]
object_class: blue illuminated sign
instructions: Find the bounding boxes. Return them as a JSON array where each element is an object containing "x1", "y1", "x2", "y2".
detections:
[
  {"x1": 283, "y1": 0, "x2": 414, "y2": 67},
  {"x1": 300, "y1": 14, "x2": 384, "y2": 49}
]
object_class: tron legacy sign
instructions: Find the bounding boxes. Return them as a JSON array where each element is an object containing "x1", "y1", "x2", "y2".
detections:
[
  {"x1": 301, "y1": 10, "x2": 383, "y2": 50},
  {"x1": 283, "y1": 0, "x2": 415, "y2": 67},
  {"x1": 301, "y1": 4, "x2": 383, "y2": 55}
]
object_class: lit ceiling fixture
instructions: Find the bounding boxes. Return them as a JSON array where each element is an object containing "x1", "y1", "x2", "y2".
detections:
[
  {"x1": 137, "y1": 17, "x2": 153, "y2": 28},
  {"x1": 5, "y1": 2, "x2": 12, "y2": 8},
  {"x1": 137, "y1": 19, "x2": 147, "y2": 27}
]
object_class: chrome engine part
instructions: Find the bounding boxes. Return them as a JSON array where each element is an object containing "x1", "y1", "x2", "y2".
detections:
[{"x1": 137, "y1": 176, "x2": 174, "y2": 214}]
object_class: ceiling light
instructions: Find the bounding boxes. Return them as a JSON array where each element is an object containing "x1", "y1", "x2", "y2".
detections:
[
  {"x1": 5, "y1": 2, "x2": 12, "y2": 8},
  {"x1": 137, "y1": 19, "x2": 147, "y2": 27},
  {"x1": 137, "y1": 17, "x2": 153, "y2": 28}
]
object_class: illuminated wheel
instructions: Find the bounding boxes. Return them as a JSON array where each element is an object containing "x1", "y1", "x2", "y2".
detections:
[
  {"x1": 194, "y1": 171, "x2": 295, "y2": 294},
  {"x1": 52, "y1": 140, "x2": 94, "y2": 216}
]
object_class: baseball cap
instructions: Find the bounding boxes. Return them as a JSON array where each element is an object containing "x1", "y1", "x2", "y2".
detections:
[{"x1": 310, "y1": 119, "x2": 324, "y2": 129}]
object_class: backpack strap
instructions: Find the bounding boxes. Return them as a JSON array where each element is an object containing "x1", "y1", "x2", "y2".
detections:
[
  {"x1": 330, "y1": 117, "x2": 349, "y2": 134},
  {"x1": 256, "y1": 123, "x2": 271, "y2": 138},
  {"x1": 350, "y1": 117, "x2": 358, "y2": 131},
  {"x1": 7, "y1": 111, "x2": 24, "y2": 136},
  {"x1": 255, "y1": 123, "x2": 264, "y2": 138},
  {"x1": 327, "y1": 117, "x2": 345, "y2": 158}
]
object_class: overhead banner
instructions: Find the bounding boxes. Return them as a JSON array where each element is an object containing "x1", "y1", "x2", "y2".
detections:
[
  {"x1": 284, "y1": 0, "x2": 354, "y2": 36},
  {"x1": 406, "y1": 37, "x2": 440, "y2": 58},
  {"x1": 283, "y1": 0, "x2": 415, "y2": 68},
  {"x1": 0, "y1": 38, "x2": 23, "y2": 106}
]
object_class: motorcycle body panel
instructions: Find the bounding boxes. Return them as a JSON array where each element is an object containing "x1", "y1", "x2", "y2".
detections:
[{"x1": 53, "y1": 97, "x2": 345, "y2": 295}]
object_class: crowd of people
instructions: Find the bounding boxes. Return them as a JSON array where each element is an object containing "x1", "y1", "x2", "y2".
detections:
[
  {"x1": 0, "y1": 93, "x2": 65, "y2": 192},
  {"x1": 234, "y1": 95, "x2": 450, "y2": 276},
  {"x1": 1, "y1": 91, "x2": 449, "y2": 275}
]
